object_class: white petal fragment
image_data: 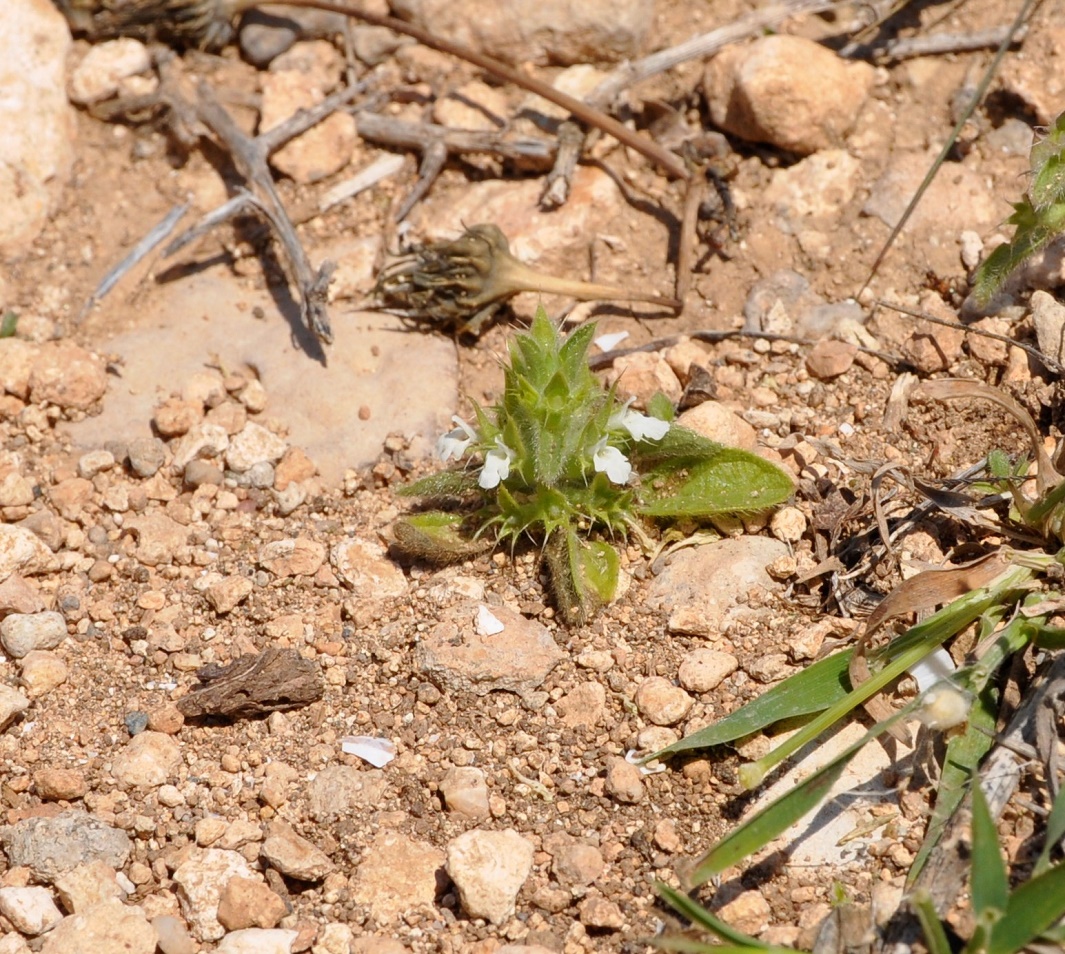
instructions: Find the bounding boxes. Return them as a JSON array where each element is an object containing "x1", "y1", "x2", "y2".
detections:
[{"x1": 341, "y1": 736, "x2": 397, "y2": 767}]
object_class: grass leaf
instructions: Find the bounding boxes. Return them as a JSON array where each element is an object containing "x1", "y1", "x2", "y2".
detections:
[
  {"x1": 970, "y1": 779, "x2": 1009, "y2": 918},
  {"x1": 986, "y1": 859, "x2": 1065, "y2": 954}
]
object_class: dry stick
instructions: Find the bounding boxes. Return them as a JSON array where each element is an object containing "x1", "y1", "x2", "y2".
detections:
[
  {"x1": 541, "y1": 120, "x2": 585, "y2": 210},
  {"x1": 857, "y1": 0, "x2": 1041, "y2": 299},
  {"x1": 872, "y1": 24, "x2": 1027, "y2": 61}
]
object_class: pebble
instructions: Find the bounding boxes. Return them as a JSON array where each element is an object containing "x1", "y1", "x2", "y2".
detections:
[
  {"x1": 603, "y1": 756, "x2": 644, "y2": 804},
  {"x1": 67, "y1": 37, "x2": 152, "y2": 105},
  {"x1": 805, "y1": 339, "x2": 858, "y2": 379},
  {"x1": 170, "y1": 423, "x2": 230, "y2": 473},
  {"x1": 653, "y1": 819, "x2": 682, "y2": 854},
  {"x1": 76, "y1": 449, "x2": 115, "y2": 479},
  {"x1": 330, "y1": 539, "x2": 408, "y2": 598},
  {"x1": 19, "y1": 649, "x2": 69, "y2": 697},
  {"x1": 127, "y1": 437, "x2": 167, "y2": 478},
  {"x1": 40, "y1": 898, "x2": 157, "y2": 954},
  {"x1": 1031, "y1": 290, "x2": 1065, "y2": 367},
  {"x1": 0, "y1": 524, "x2": 59, "y2": 583},
  {"x1": 0, "y1": 811, "x2": 132, "y2": 882},
  {"x1": 577, "y1": 894, "x2": 625, "y2": 930},
  {"x1": 0, "y1": 684, "x2": 31, "y2": 732},
  {"x1": 0, "y1": 574, "x2": 44, "y2": 616},
  {"x1": 647, "y1": 536, "x2": 789, "y2": 636},
  {"x1": 53, "y1": 860, "x2": 126, "y2": 913},
  {"x1": 604, "y1": 351, "x2": 683, "y2": 408},
  {"x1": 678, "y1": 649, "x2": 739, "y2": 693},
  {"x1": 110, "y1": 731, "x2": 183, "y2": 788},
  {"x1": 556, "y1": 681, "x2": 606, "y2": 728},
  {"x1": 153, "y1": 398, "x2": 204, "y2": 438},
  {"x1": 216, "y1": 876, "x2": 288, "y2": 930},
  {"x1": 717, "y1": 889, "x2": 772, "y2": 936},
  {"x1": 184, "y1": 459, "x2": 224, "y2": 488},
  {"x1": 172, "y1": 848, "x2": 256, "y2": 942},
  {"x1": 205, "y1": 575, "x2": 254, "y2": 614},
  {"x1": 308, "y1": 766, "x2": 388, "y2": 823},
  {"x1": 0, "y1": 339, "x2": 38, "y2": 400},
  {"x1": 152, "y1": 915, "x2": 196, "y2": 954},
  {"x1": 747, "y1": 653, "x2": 793, "y2": 683},
  {"x1": 258, "y1": 537, "x2": 326, "y2": 578},
  {"x1": 416, "y1": 601, "x2": 563, "y2": 697},
  {"x1": 551, "y1": 842, "x2": 604, "y2": 888},
  {"x1": 349, "y1": 831, "x2": 444, "y2": 923},
  {"x1": 226, "y1": 422, "x2": 289, "y2": 473},
  {"x1": 676, "y1": 401, "x2": 757, "y2": 450},
  {"x1": 28, "y1": 343, "x2": 108, "y2": 410},
  {"x1": 274, "y1": 447, "x2": 316, "y2": 490},
  {"x1": 446, "y1": 828, "x2": 534, "y2": 925},
  {"x1": 33, "y1": 768, "x2": 88, "y2": 802},
  {"x1": 634, "y1": 677, "x2": 694, "y2": 726},
  {"x1": 763, "y1": 150, "x2": 864, "y2": 235},
  {"x1": 395, "y1": 0, "x2": 651, "y2": 65},
  {"x1": 0, "y1": 0, "x2": 74, "y2": 256},
  {"x1": 1, "y1": 611, "x2": 66, "y2": 658},
  {"x1": 439, "y1": 766, "x2": 491, "y2": 820},
  {"x1": 703, "y1": 35, "x2": 875, "y2": 155},
  {"x1": 124, "y1": 711, "x2": 149, "y2": 736},
  {"x1": 215, "y1": 928, "x2": 299, "y2": 954},
  {"x1": 261, "y1": 821, "x2": 335, "y2": 881},
  {"x1": 0, "y1": 885, "x2": 62, "y2": 935}
]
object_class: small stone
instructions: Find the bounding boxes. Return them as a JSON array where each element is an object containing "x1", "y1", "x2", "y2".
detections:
[
  {"x1": 747, "y1": 653, "x2": 793, "y2": 683},
  {"x1": 0, "y1": 524, "x2": 59, "y2": 583},
  {"x1": 717, "y1": 890, "x2": 772, "y2": 936},
  {"x1": 184, "y1": 459, "x2": 224, "y2": 488},
  {"x1": 237, "y1": 378, "x2": 268, "y2": 413},
  {"x1": 1031, "y1": 290, "x2": 1065, "y2": 367},
  {"x1": 76, "y1": 449, "x2": 115, "y2": 479},
  {"x1": 330, "y1": 539, "x2": 407, "y2": 598},
  {"x1": 28, "y1": 343, "x2": 108, "y2": 410},
  {"x1": 604, "y1": 351, "x2": 682, "y2": 408},
  {"x1": 604, "y1": 757, "x2": 644, "y2": 804},
  {"x1": 205, "y1": 575, "x2": 254, "y2": 614},
  {"x1": 439, "y1": 766, "x2": 491, "y2": 820},
  {"x1": 770, "y1": 506, "x2": 807, "y2": 544},
  {"x1": 677, "y1": 401, "x2": 757, "y2": 450},
  {"x1": 34, "y1": 768, "x2": 87, "y2": 802},
  {"x1": 805, "y1": 339, "x2": 858, "y2": 379},
  {"x1": 147, "y1": 704, "x2": 185, "y2": 735},
  {"x1": 216, "y1": 876, "x2": 288, "y2": 930},
  {"x1": 349, "y1": 831, "x2": 444, "y2": 923},
  {"x1": 308, "y1": 766, "x2": 388, "y2": 823},
  {"x1": 678, "y1": 649, "x2": 739, "y2": 693},
  {"x1": 261, "y1": 822, "x2": 334, "y2": 881},
  {"x1": 274, "y1": 447, "x2": 317, "y2": 490},
  {"x1": 0, "y1": 684, "x2": 31, "y2": 732},
  {"x1": 172, "y1": 848, "x2": 255, "y2": 942},
  {"x1": 40, "y1": 898, "x2": 157, "y2": 954},
  {"x1": 258, "y1": 537, "x2": 326, "y2": 578},
  {"x1": 170, "y1": 422, "x2": 230, "y2": 473},
  {"x1": 704, "y1": 35, "x2": 874, "y2": 155},
  {"x1": 0, "y1": 885, "x2": 62, "y2": 935},
  {"x1": 0, "y1": 574, "x2": 42, "y2": 616},
  {"x1": 634, "y1": 676, "x2": 693, "y2": 726},
  {"x1": 205, "y1": 400, "x2": 247, "y2": 436},
  {"x1": 195, "y1": 818, "x2": 227, "y2": 847},
  {"x1": 127, "y1": 438, "x2": 167, "y2": 478},
  {"x1": 124, "y1": 711, "x2": 149, "y2": 736},
  {"x1": 227, "y1": 422, "x2": 289, "y2": 472},
  {"x1": 1, "y1": 611, "x2": 67, "y2": 658},
  {"x1": 446, "y1": 828, "x2": 534, "y2": 925},
  {"x1": 152, "y1": 914, "x2": 196, "y2": 954},
  {"x1": 556, "y1": 681, "x2": 606, "y2": 729},
  {"x1": 124, "y1": 512, "x2": 189, "y2": 567},
  {"x1": 653, "y1": 819, "x2": 682, "y2": 853},
  {"x1": 19, "y1": 649, "x2": 68, "y2": 697},
  {"x1": 552, "y1": 843, "x2": 604, "y2": 888},
  {"x1": 68, "y1": 37, "x2": 151, "y2": 105},
  {"x1": 0, "y1": 811, "x2": 132, "y2": 883},
  {"x1": 215, "y1": 928, "x2": 299, "y2": 954},
  {"x1": 0, "y1": 338, "x2": 38, "y2": 400},
  {"x1": 111, "y1": 731, "x2": 183, "y2": 788},
  {"x1": 53, "y1": 861, "x2": 125, "y2": 913},
  {"x1": 48, "y1": 477, "x2": 94, "y2": 522},
  {"x1": 578, "y1": 895, "x2": 625, "y2": 930}
]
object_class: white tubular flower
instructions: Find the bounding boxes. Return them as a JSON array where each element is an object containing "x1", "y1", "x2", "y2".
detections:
[
  {"x1": 437, "y1": 415, "x2": 478, "y2": 462},
  {"x1": 479, "y1": 438, "x2": 514, "y2": 489},
  {"x1": 609, "y1": 398, "x2": 669, "y2": 442},
  {"x1": 592, "y1": 438, "x2": 632, "y2": 484}
]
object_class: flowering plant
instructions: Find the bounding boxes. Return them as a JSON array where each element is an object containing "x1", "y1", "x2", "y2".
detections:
[{"x1": 394, "y1": 309, "x2": 794, "y2": 623}]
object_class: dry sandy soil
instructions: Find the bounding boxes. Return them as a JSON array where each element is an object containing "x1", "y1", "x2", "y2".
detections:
[{"x1": 1, "y1": 0, "x2": 1063, "y2": 952}]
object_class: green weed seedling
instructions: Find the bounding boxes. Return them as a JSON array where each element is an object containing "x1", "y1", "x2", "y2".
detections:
[{"x1": 393, "y1": 307, "x2": 793, "y2": 623}]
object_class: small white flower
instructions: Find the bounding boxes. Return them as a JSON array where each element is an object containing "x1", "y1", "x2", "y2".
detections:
[
  {"x1": 437, "y1": 415, "x2": 478, "y2": 462},
  {"x1": 592, "y1": 438, "x2": 632, "y2": 484},
  {"x1": 479, "y1": 438, "x2": 514, "y2": 489},
  {"x1": 609, "y1": 399, "x2": 669, "y2": 442}
]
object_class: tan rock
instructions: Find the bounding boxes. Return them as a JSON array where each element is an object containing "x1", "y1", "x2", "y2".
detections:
[
  {"x1": 258, "y1": 537, "x2": 326, "y2": 578},
  {"x1": 350, "y1": 831, "x2": 445, "y2": 923},
  {"x1": 216, "y1": 876, "x2": 287, "y2": 930},
  {"x1": 28, "y1": 343, "x2": 107, "y2": 410},
  {"x1": 33, "y1": 768, "x2": 87, "y2": 802}
]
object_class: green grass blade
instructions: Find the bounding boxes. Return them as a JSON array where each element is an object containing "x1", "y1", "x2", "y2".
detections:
[
  {"x1": 646, "y1": 649, "x2": 853, "y2": 760},
  {"x1": 655, "y1": 883, "x2": 774, "y2": 949},
  {"x1": 971, "y1": 779, "x2": 1009, "y2": 918},
  {"x1": 688, "y1": 704, "x2": 915, "y2": 886},
  {"x1": 1035, "y1": 784, "x2": 1065, "y2": 876},
  {"x1": 912, "y1": 889, "x2": 954, "y2": 954},
  {"x1": 987, "y1": 860, "x2": 1065, "y2": 954}
]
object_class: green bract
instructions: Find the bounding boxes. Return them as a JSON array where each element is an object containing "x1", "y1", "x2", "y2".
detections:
[{"x1": 394, "y1": 308, "x2": 794, "y2": 623}]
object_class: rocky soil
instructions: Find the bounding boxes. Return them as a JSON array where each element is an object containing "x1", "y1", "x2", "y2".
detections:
[{"x1": 1, "y1": 0, "x2": 1063, "y2": 953}]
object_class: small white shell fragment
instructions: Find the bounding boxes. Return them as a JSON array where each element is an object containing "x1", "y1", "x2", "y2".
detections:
[
  {"x1": 476, "y1": 605, "x2": 505, "y2": 636},
  {"x1": 594, "y1": 331, "x2": 630, "y2": 352},
  {"x1": 626, "y1": 749, "x2": 666, "y2": 775},
  {"x1": 908, "y1": 648, "x2": 956, "y2": 692},
  {"x1": 341, "y1": 736, "x2": 397, "y2": 767}
]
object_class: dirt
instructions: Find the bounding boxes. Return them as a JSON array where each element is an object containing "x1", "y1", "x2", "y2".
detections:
[{"x1": 1, "y1": 0, "x2": 1063, "y2": 952}]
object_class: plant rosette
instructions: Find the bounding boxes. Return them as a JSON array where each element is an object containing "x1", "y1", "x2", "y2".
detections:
[{"x1": 393, "y1": 308, "x2": 794, "y2": 623}]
